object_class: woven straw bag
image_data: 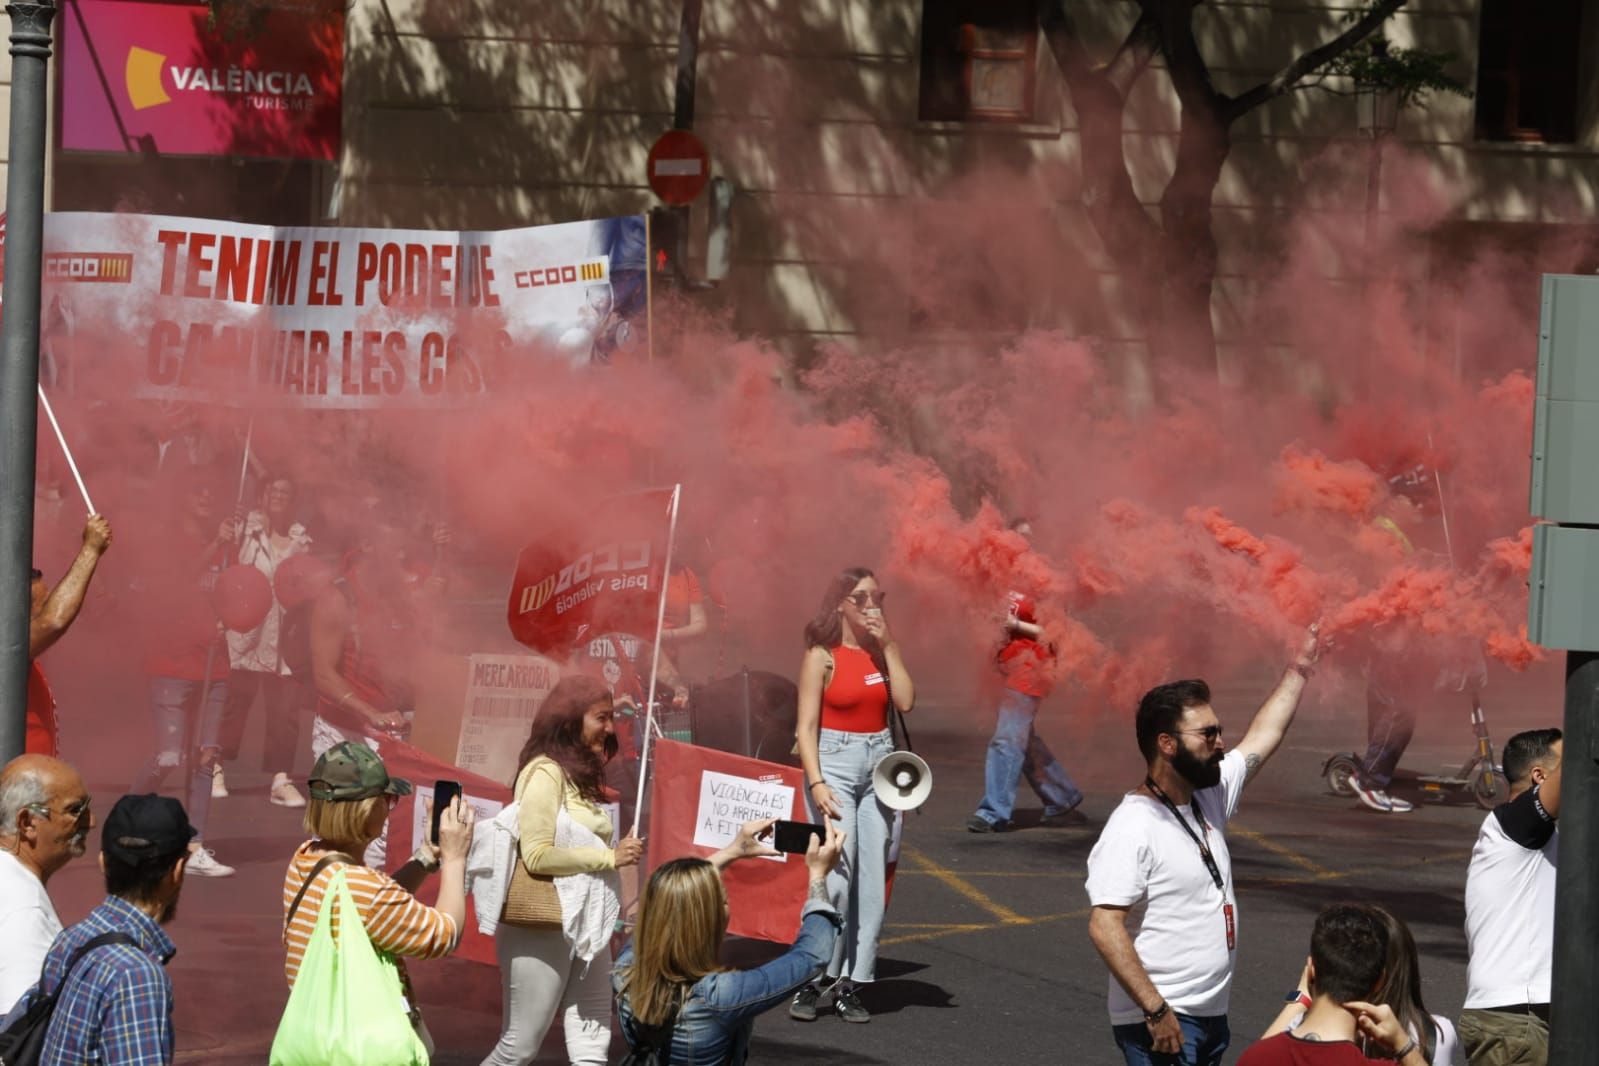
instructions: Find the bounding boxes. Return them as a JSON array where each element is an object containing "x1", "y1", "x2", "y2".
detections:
[{"x1": 501, "y1": 758, "x2": 567, "y2": 929}]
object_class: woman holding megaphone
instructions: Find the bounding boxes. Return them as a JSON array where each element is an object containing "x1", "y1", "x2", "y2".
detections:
[{"x1": 790, "y1": 566, "x2": 915, "y2": 1024}]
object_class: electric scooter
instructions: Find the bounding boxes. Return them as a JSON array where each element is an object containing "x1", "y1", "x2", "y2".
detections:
[{"x1": 1321, "y1": 692, "x2": 1507, "y2": 810}]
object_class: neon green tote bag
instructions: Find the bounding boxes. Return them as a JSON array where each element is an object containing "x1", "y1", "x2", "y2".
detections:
[{"x1": 270, "y1": 867, "x2": 429, "y2": 1066}]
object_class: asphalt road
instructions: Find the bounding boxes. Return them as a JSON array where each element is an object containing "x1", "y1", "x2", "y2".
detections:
[{"x1": 41, "y1": 664, "x2": 1562, "y2": 1065}]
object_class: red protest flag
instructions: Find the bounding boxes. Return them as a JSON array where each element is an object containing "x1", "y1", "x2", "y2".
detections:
[{"x1": 507, "y1": 488, "x2": 674, "y2": 656}]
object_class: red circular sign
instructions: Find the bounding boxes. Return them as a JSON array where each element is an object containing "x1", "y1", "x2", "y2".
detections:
[{"x1": 647, "y1": 129, "x2": 710, "y2": 205}]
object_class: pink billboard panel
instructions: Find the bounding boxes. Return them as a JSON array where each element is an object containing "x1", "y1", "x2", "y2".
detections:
[{"x1": 61, "y1": 0, "x2": 343, "y2": 160}]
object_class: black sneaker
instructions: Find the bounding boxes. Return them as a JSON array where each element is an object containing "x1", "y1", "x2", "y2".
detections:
[
  {"x1": 789, "y1": 982, "x2": 822, "y2": 1021},
  {"x1": 965, "y1": 815, "x2": 1002, "y2": 833},
  {"x1": 834, "y1": 983, "x2": 870, "y2": 1023}
]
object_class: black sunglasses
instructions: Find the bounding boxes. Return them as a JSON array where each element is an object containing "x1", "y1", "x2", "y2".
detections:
[{"x1": 846, "y1": 590, "x2": 887, "y2": 608}]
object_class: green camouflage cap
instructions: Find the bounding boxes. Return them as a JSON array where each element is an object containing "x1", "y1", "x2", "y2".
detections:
[{"x1": 307, "y1": 741, "x2": 412, "y2": 802}]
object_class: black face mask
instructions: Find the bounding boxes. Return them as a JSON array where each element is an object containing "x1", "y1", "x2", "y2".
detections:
[{"x1": 1172, "y1": 743, "x2": 1223, "y2": 790}]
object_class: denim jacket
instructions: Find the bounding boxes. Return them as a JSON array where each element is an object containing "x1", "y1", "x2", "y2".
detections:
[{"x1": 613, "y1": 899, "x2": 841, "y2": 1065}]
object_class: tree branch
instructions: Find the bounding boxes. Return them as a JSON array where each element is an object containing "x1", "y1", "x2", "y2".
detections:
[
  {"x1": 1142, "y1": 0, "x2": 1225, "y2": 121},
  {"x1": 1105, "y1": 12, "x2": 1160, "y2": 97},
  {"x1": 1224, "y1": 0, "x2": 1407, "y2": 121}
]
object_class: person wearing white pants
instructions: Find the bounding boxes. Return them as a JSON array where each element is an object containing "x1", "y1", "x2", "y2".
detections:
[
  {"x1": 485, "y1": 926, "x2": 612, "y2": 1065},
  {"x1": 481, "y1": 676, "x2": 644, "y2": 1066}
]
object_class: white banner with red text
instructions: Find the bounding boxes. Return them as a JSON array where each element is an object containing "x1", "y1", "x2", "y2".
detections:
[{"x1": 39, "y1": 211, "x2": 648, "y2": 405}]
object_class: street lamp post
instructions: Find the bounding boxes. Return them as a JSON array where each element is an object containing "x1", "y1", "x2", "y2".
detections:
[{"x1": 0, "y1": 0, "x2": 57, "y2": 762}]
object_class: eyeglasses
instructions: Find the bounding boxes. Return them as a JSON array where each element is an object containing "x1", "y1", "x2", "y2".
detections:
[
  {"x1": 27, "y1": 799, "x2": 92, "y2": 822},
  {"x1": 1168, "y1": 726, "x2": 1224, "y2": 744},
  {"x1": 846, "y1": 591, "x2": 887, "y2": 608}
]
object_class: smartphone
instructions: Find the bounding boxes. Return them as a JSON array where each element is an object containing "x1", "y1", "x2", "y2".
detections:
[
  {"x1": 430, "y1": 780, "x2": 463, "y2": 846},
  {"x1": 772, "y1": 820, "x2": 825, "y2": 854}
]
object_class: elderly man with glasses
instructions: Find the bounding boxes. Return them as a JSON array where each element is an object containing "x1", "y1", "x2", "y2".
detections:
[
  {"x1": 0, "y1": 754, "x2": 95, "y2": 1013},
  {"x1": 1085, "y1": 626, "x2": 1322, "y2": 1066}
]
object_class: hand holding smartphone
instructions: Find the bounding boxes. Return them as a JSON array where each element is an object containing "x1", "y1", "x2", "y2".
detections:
[
  {"x1": 431, "y1": 780, "x2": 463, "y2": 846},
  {"x1": 771, "y1": 819, "x2": 826, "y2": 854}
]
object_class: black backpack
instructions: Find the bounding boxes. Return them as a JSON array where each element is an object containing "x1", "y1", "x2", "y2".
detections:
[
  {"x1": 615, "y1": 1003, "x2": 680, "y2": 1066},
  {"x1": 0, "y1": 932, "x2": 136, "y2": 1066}
]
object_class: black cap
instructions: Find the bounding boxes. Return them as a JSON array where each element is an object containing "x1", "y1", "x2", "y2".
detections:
[{"x1": 102, "y1": 794, "x2": 197, "y2": 866}]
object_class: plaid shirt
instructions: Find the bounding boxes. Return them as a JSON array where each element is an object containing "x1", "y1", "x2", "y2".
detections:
[{"x1": 12, "y1": 895, "x2": 178, "y2": 1065}]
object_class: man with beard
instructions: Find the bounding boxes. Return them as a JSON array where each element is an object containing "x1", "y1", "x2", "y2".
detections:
[
  {"x1": 2, "y1": 794, "x2": 194, "y2": 1065},
  {"x1": 0, "y1": 755, "x2": 95, "y2": 1013},
  {"x1": 1086, "y1": 626, "x2": 1321, "y2": 1066}
]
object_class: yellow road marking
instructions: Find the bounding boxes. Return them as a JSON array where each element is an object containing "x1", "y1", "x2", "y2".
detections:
[
  {"x1": 880, "y1": 908, "x2": 1088, "y2": 947},
  {"x1": 903, "y1": 847, "x2": 1027, "y2": 924},
  {"x1": 1229, "y1": 825, "x2": 1336, "y2": 878}
]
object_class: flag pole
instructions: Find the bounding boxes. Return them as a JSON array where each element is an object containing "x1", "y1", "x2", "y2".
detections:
[
  {"x1": 631, "y1": 483, "x2": 681, "y2": 837},
  {"x1": 37, "y1": 385, "x2": 94, "y2": 514}
]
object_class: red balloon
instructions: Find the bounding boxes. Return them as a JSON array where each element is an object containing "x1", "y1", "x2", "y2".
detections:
[
  {"x1": 214, "y1": 565, "x2": 274, "y2": 632},
  {"x1": 273, "y1": 553, "x2": 333, "y2": 609}
]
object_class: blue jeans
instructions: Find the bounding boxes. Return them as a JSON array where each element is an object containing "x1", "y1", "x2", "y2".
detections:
[
  {"x1": 1359, "y1": 683, "x2": 1416, "y2": 790},
  {"x1": 973, "y1": 688, "x2": 1083, "y2": 826},
  {"x1": 1112, "y1": 1014, "x2": 1230, "y2": 1066},
  {"x1": 133, "y1": 676, "x2": 228, "y2": 840},
  {"x1": 811, "y1": 728, "x2": 895, "y2": 984}
]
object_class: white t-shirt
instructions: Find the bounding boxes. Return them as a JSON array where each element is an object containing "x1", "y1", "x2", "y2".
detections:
[
  {"x1": 0, "y1": 850, "x2": 63, "y2": 1014},
  {"x1": 1463, "y1": 787, "x2": 1557, "y2": 1008},
  {"x1": 1086, "y1": 749, "x2": 1247, "y2": 1024}
]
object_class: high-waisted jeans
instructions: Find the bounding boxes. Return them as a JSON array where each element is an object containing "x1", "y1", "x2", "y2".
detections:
[{"x1": 810, "y1": 727, "x2": 895, "y2": 985}]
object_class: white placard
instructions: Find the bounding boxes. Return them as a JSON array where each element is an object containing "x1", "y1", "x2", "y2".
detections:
[{"x1": 691, "y1": 770, "x2": 795, "y2": 862}]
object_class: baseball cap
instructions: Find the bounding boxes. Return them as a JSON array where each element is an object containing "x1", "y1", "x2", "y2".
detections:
[
  {"x1": 101, "y1": 794, "x2": 197, "y2": 866},
  {"x1": 308, "y1": 741, "x2": 412, "y2": 802}
]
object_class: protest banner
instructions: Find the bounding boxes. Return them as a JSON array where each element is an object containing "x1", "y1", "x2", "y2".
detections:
[
  {"x1": 646, "y1": 739, "x2": 811, "y2": 944},
  {"x1": 37, "y1": 211, "x2": 648, "y2": 406}
]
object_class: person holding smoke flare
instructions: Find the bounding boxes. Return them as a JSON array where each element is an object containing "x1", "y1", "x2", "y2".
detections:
[{"x1": 789, "y1": 566, "x2": 914, "y2": 1024}]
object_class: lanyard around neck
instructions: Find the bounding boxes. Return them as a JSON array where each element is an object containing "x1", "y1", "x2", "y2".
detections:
[{"x1": 1144, "y1": 776, "x2": 1225, "y2": 894}]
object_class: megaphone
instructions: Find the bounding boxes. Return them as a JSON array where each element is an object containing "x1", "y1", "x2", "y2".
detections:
[{"x1": 872, "y1": 751, "x2": 932, "y2": 811}]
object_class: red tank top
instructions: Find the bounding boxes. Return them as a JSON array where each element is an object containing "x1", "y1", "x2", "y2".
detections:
[{"x1": 820, "y1": 644, "x2": 889, "y2": 733}]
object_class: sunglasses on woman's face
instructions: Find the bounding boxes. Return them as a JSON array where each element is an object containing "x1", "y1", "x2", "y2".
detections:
[{"x1": 846, "y1": 590, "x2": 887, "y2": 609}]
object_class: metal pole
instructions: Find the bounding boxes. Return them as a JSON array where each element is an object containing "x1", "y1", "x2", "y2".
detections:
[
  {"x1": 0, "y1": 1, "x2": 57, "y2": 762},
  {"x1": 1550, "y1": 649, "x2": 1599, "y2": 1065}
]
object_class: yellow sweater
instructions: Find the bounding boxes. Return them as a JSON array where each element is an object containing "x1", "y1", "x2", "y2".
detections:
[{"x1": 515, "y1": 756, "x2": 616, "y2": 876}]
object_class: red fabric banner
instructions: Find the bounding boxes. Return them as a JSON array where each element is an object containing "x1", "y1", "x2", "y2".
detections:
[
  {"x1": 380, "y1": 739, "x2": 514, "y2": 967},
  {"x1": 507, "y1": 489, "x2": 673, "y2": 656},
  {"x1": 646, "y1": 739, "x2": 811, "y2": 944}
]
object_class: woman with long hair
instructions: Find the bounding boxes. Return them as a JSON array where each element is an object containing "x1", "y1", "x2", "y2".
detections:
[
  {"x1": 282, "y1": 741, "x2": 474, "y2": 1054},
  {"x1": 614, "y1": 818, "x2": 845, "y2": 1064},
  {"x1": 1262, "y1": 903, "x2": 1461, "y2": 1064},
  {"x1": 481, "y1": 675, "x2": 645, "y2": 1066},
  {"x1": 789, "y1": 566, "x2": 914, "y2": 1024}
]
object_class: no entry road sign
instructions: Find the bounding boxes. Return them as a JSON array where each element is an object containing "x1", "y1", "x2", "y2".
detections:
[{"x1": 647, "y1": 129, "x2": 710, "y2": 205}]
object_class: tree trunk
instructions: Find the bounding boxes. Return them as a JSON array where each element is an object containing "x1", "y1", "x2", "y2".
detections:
[{"x1": 1152, "y1": 106, "x2": 1231, "y2": 378}]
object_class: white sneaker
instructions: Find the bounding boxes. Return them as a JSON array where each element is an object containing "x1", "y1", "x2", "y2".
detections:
[
  {"x1": 186, "y1": 847, "x2": 236, "y2": 878},
  {"x1": 1351, "y1": 772, "x2": 1413, "y2": 813},
  {"x1": 210, "y1": 768, "x2": 229, "y2": 799},
  {"x1": 270, "y1": 775, "x2": 306, "y2": 809}
]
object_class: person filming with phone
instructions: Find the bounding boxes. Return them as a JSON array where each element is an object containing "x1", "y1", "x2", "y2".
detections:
[
  {"x1": 280, "y1": 741, "x2": 475, "y2": 1055},
  {"x1": 790, "y1": 566, "x2": 914, "y2": 1024},
  {"x1": 614, "y1": 817, "x2": 846, "y2": 1064}
]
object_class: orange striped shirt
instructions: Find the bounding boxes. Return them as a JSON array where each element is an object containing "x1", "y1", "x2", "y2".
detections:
[{"x1": 281, "y1": 841, "x2": 459, "y2": 996}]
